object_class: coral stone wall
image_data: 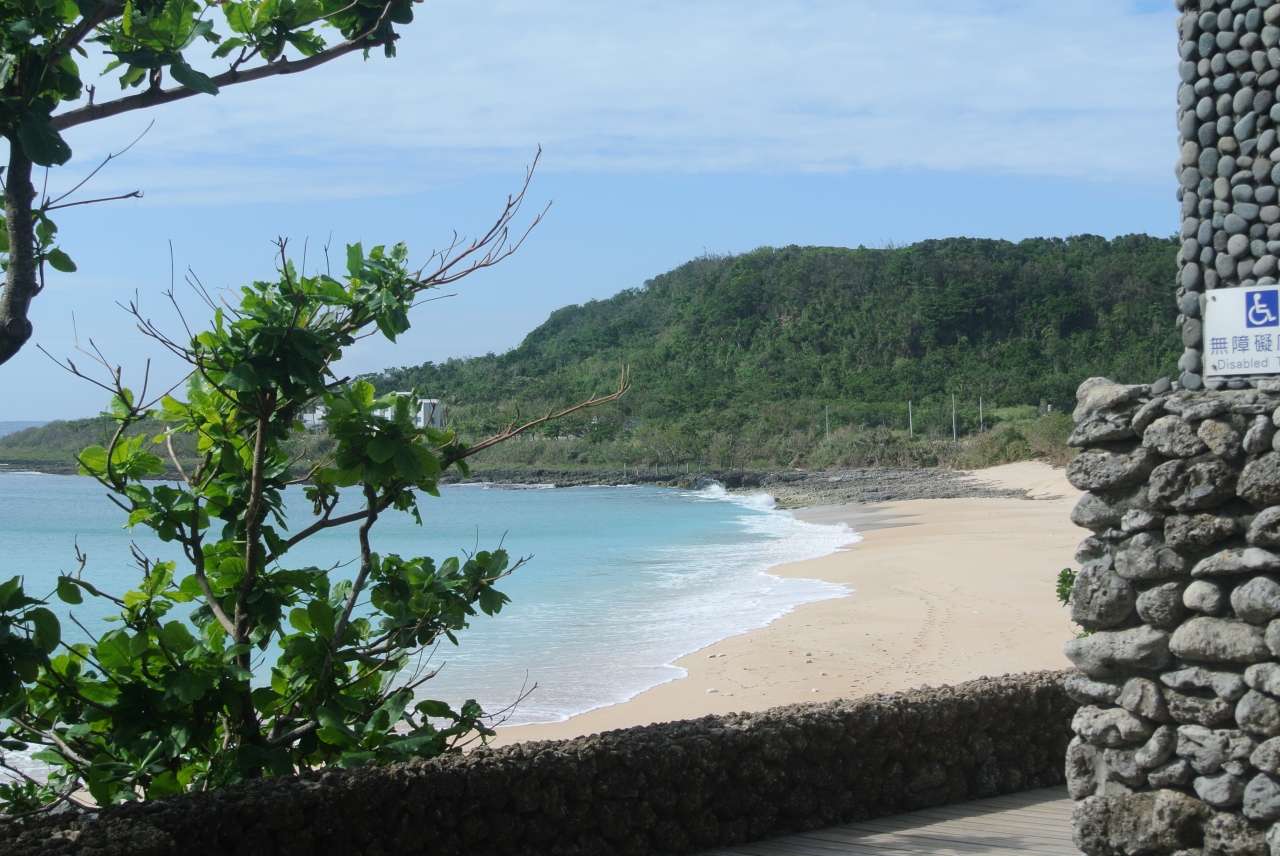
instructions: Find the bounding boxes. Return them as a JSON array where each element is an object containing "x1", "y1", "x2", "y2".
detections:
[
  {"x1": 1065, "y1": 377, "x2": 1280, "y2": 855},
  {"x1": 1, "y1": 674, "x2": 1074, "y2": 856},
  {"x1": 1066, "y1": 1, "x2": 1280, "y2": 852},
  {"x1": 1176, "y1": 0, "x2": 1280, "y2": 392}
]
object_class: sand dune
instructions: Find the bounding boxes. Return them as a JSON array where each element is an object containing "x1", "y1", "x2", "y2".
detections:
[{"x1": 493, "y1": 461, "x2": 1082, "y2": 746}]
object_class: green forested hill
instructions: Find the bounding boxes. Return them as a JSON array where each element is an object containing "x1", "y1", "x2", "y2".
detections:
[
  {"x1": 372, "y1": 235, "x2": 1178, "y2": 463},
  {"x1": 3, "y1": 235, "x2": 1180, "y2": 474}
]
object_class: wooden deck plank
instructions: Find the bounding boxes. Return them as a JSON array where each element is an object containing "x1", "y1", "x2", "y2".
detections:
[
  {"x1": 798, "y1": 827, "x2": 1073, "y2": 854},
  {"x1": 703, "y1": 787, "x2": 1078, "y2": 855},
  {"x1": 837, "y1": 814, "x2": 1069, "y2": 838}
]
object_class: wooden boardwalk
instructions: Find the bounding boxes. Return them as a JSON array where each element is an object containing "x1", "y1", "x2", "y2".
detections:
[{"x1": 703, "y1": 786, "x2": 1078, "y2": 855}]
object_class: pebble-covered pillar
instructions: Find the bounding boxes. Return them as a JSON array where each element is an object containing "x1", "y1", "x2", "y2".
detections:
[{"x1": 1177, "y1": 0, "x2": 1280, "y2": 393}]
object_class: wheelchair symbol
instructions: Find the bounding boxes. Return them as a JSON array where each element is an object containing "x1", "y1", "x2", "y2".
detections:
[{"x1": 1248, "y1": 290, "x2": 1280, "y2": 328}]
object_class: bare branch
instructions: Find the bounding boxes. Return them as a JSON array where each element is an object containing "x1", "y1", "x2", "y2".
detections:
[
  {"x1": 44, "y1": 190, "x2": 142, "y2": 212},
  {"x1": 264, "y1": 493, "x2": 395, "y2": 565},
  {"x1": 10, "y1": 718, "x2": 93, "y2": 769},
  {"x1": 445, "y1": 367, "x2": 630, "y2": 464},
  {"x1": 321, "y1": 484, "x2": 380, "y2": 683},
  {"x1": 42, "y1": 121, "x2": 152, "y2": 210}
]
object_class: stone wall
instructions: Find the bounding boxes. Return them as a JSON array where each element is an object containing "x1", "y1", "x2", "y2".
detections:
[
  {"x1": 1064, "y1": 378, "x2": 1280, "y2": 854},
  {"x1": 1175, "y1": 0, "x2": 1280, "y2": 393},
  {"x1": 1, "y1": 673, "x2": 1073, "y2": 856},
  {"x1": 1064, "y1": 1, "x2": 1280, "y2": 852}
]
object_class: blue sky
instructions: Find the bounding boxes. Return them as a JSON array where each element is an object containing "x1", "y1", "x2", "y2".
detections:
[{"x1": 3, "y1": 0, "x2": 1179, "y2": 420}]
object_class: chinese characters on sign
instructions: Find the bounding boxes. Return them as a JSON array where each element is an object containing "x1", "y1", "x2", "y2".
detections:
[{"x1": 1203, "y1": 286, "x2": 1280, "y2": 377}]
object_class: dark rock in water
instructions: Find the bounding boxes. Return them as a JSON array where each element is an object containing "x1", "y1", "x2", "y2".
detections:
[{"x1": 445, "y1": 466, "x2": 1026, "y2": 508}]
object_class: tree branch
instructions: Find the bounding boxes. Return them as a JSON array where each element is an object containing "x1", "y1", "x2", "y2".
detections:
[
  {"x1": 0, "y1": 141, "x2": 37, "y2": 366},
  {"x1": 264, "y1": 493, "x2": 394, "y2": 566},
  {"x1": 51, "y1": 35, "x2": 392, "y2": 132},
  {"x1": 444, "y1": 368, "x2": 630, "y2": 465},
  {"x1": 321, "y1": 484, "x2": 380, "y2": 684}
]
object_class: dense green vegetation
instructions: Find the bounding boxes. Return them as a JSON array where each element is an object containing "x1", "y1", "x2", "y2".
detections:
[
  {"x1": 2, "y1": 235, "x2": 1177, "y2": 474},
  {"x1": 1, "y1": 242, "x2": 524, "y2": 812},
  {"x1": 368, "y1": 235, "x2": 1178, "y2": 469},
  {"x1": 0, "y1": 417, "x2": 332, "y2": 474}
]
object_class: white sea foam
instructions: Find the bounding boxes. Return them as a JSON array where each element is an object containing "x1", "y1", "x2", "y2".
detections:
[
  {"x1": 420, "y1": 485, "x2": 857, "y2": 727},
  {"x1": 0, "y1": 474, "x2": 862, "y2": 741}
]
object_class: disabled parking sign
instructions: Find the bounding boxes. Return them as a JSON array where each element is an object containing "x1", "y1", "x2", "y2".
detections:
[{"x1": 1204, "y1": 285, "x2": 1280, "y2": 376}]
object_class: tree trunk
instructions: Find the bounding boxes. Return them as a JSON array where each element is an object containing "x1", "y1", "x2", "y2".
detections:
[{"x1": 0, "y1": 141, "x2": 37, "y2": 366}]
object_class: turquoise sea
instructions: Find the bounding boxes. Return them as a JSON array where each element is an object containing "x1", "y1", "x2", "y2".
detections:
[{"x1": 0, "y1": 472, "x2": 853, "y2": 726}]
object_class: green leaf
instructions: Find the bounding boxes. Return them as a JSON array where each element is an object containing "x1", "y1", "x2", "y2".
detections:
[
  {"x1": 477, "y1": 586, "x2": 508, "y2": 616},
  {"x1": 45, "y1": 248, "x2": 76, "y2": 272},
  {"x1": 168, "y1": 670, "x2": 207, "y2": 703},
  {"x1": 224, "y1": 664, "x2": 252, "y2": 681},
  {"x1": 222, "y1": 362, "x2": 261, "y2": 391},
  {"x1": 346, "y1": 243, "x2": 364, "y2": 278},
  {"x1": 96, "y1": 629, "x2": 134, "y2": 673},
  {"x1": 415, "y1": 699, "x2": 454, "y2": 719},
  {"x1": 28, "y1": 608, "x2": 60, "y2": 653},
  {"x1": 224, "y1": 2, "x2": 254, "y2": 33},
  {"x1": 146, "y1": 771, "x2": 183, "y2": 798},
  {"x1": 168, "y1": 55, "x2": 219, "y2": 95},
  {"x1": 55, "y1": 576, "x2": 83, "y2": 604},
  {"x1": 316, "y1": 705, "x2": 358, "y2": 743},
  {"x1": 366, "y1": 437, "x2": 396, "y2": 464},
  {"x1": 307, "y1": 599, "x2": 335, "y2": 640},
  {"x1": 287, "y1": 607, "x2": 312, "y2": 633},
  {"x1": 17, "y1": 113, "x2": 71, "y2": 167},
  {"x1": 158, "y1": 621, "x2": 196, "y2": 652},
  {"x1": 77, "y1": 445, "x2": 108, "y2": 475}
]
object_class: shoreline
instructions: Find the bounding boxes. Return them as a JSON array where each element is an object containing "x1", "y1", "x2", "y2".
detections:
[
  {"x1": 0, "y1": 461, "x2": 1032, "y2": 507},
  {"x1": 491, "y1": 460, "x2": 1081, "y2": 746}
]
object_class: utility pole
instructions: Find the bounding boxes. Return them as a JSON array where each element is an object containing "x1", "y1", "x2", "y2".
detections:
[
  {"x1": 979, "y1": 397, "x2": 984, "y2": 432},
  {"x1": 952, "y1": 394, "x2": 957, "y2": 443},
  {"x1": 825, "y1": 406, "x2": 830, "y2": 440},
  {"x1": 908, "y1": 401, "x2": 913, "y2": 437}
]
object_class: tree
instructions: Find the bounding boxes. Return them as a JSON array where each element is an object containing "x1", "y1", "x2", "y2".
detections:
[
  {"x1": 0, "y1": 183, "x2": 628, "y2": 811},
  {"x1": 0, "y1": 0, "x2": 428, "y2": 366}
]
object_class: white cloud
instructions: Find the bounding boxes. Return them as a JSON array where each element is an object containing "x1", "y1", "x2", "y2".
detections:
[{"x1": 48, "y1": 0, "x2": 1175, "y2": 203}]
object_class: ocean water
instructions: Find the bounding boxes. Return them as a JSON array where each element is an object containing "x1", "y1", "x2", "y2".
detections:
[{"x1": 0, "y1": 473, "x2": 854, "y2": 727}]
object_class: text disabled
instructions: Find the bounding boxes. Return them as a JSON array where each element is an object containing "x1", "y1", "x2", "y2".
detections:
[{"x1": 1203, "y1": 285, "x2": 1280, "y2": 377}]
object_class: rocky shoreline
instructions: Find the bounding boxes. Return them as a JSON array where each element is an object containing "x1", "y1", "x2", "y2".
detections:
[
  {"x1": 1, "y1": 461, "x2": 1029, "y2": 508},
  {"x1": 443, "y1": 466, "x2": 1027, "y2": 507}
]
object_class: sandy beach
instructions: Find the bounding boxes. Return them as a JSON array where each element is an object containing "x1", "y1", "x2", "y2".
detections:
[{"x1": 493, "y1": 460, "x2": 1082, "y2": 746}]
